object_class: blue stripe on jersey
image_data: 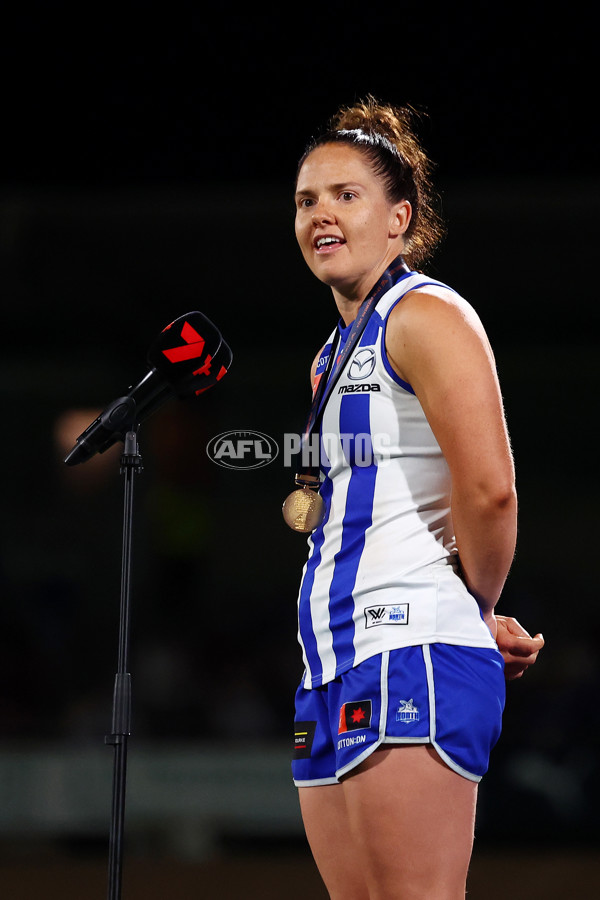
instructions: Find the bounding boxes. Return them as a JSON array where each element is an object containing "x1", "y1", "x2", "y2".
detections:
[
  {"x1": 297, "y1": 466, "x2": 334, "y2": 686},
  {"x1": 379, "y1": 294, "x2": 418, "y2": 393},
  {"x1": 380, "y1": 346, "x2": 415, "y2": 394},
  {"x1": 378, "y1": 280, "x2": 456, "y2": 393},
  {"x1": 328, "y1": 393, "x2": 377, "y2": 675},
  {"x1": 361, "y1": 309, "x2": 383, "y2": 345}
]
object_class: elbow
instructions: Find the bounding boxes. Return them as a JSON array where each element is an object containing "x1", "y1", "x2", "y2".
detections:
[
  {"x1": 491, "y1": 481, "x2": 517, "y2": 511},
  {"x1": 454, "y1": 478, "x2": 517, "y2": 518},
  {"x1": 477, "y1": 481, "x2": 517, "y2": 520}
]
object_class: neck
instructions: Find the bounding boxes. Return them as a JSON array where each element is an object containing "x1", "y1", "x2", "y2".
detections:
[
  {"x1": 333, "y1": 292, "x2": 363, "y2": 327},
  {"x1": 332, "y1": 253, "x2": 410, "y2": 326}
]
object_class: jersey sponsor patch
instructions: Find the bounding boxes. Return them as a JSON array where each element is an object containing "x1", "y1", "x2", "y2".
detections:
[
  {"x1": 364, "y1": 603, "x2": 409, "y2": 628},
  {"x1": 293, "y1": 720, "x2": 316, "y2": 758},
  {"x1": 338, "y1": 699, "x2": 372, "y2": 734}
]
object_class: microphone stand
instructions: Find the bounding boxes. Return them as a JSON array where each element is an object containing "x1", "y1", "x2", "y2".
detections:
[{"x1": 104, "y1": 425, "x2": 143, "y2": 900}]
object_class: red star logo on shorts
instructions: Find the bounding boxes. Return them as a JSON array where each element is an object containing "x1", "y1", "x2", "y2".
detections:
[
  {"x1": 351, "y1": 707, "x2": 366, "y2": 724},
  {"x1": 338, "y1": 699, "x2": 372, "y2": 733}
]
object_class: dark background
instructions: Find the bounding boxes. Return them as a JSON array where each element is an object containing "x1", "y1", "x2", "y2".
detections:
[{"x1": 0, "y1": 4, "x2": 598, "y2": 897}]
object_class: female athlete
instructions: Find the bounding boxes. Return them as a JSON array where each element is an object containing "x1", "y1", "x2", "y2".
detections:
[{"x1": 289, "y1": 97, "x2": 544, "y2": 899}]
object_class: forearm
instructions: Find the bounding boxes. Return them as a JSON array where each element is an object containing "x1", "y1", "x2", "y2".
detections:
[{"x1": 452, "y1": 485, "x2": 518, "y2": 623}]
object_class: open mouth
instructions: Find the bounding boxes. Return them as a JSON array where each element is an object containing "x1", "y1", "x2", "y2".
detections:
[{"x1": 315, "y1": 236, "x2": 345, "y2": 252}]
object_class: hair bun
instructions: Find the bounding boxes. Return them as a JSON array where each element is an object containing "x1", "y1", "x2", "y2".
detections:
[
  {"x1": 331, "y1": 96, "x2": 427, "y2": 173},
  {"x1": 332, "y1": 95, "x2": 406, "y2": 144}
]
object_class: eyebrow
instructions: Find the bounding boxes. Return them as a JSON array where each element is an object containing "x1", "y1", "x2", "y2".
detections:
[{"x1": 295, "y1": 181, "x2": 365, "y2": 199}]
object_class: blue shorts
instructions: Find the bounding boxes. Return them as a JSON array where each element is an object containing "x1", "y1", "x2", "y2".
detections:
[{"x1": 292, "y1": 644, "x2": 505, "y2": 785}]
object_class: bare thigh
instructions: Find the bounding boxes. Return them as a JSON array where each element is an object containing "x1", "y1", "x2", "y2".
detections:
[
  {"x1": 299, "y1": 782, "x2": 370, "y2": 900},
  {"x1": 300, "y1": 745, "x2": 478, "y2": 900}
]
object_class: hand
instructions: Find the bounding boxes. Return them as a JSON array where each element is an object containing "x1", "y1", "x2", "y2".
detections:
[{"x1": 495, "y1": 615, "x2": 545, "y2": 680}]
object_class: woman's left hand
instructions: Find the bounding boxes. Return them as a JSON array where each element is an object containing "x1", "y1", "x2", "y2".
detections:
[{"x1": 495, "y1": 615, "x2": 545, "y2": 680}]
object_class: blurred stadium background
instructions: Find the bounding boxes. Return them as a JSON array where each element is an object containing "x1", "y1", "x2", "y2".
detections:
[{"x1": 0, "y1": 6, "x2": 597, "y2": 898}]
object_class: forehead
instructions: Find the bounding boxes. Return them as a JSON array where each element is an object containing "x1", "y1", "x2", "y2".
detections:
[{"x1": 296, "y1": 142, "x2": 380, "y2": 191}]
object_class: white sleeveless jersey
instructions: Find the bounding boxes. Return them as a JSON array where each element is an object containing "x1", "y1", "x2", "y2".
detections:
[{"x1": 297, "y1": 272, "x2": 497, "y2": 689}]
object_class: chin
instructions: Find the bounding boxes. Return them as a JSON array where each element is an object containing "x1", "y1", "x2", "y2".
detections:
[{"x1": 308, "y1": 256, "x2": 351, "y2": 287}]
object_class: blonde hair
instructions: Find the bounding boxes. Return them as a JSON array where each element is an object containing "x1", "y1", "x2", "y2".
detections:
[{"x1": 298, "y1": 96, "x2": 445, "y2": 269}]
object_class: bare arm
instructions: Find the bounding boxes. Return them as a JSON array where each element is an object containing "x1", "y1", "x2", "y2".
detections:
[{"x1": 386, "y1": 289, "x2": 517, "y2": 636}]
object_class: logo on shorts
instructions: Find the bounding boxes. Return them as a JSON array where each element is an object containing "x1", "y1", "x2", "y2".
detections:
[
  {"x1": 338, "y1": 699, "x2": 372, "y2": 734},
  {"x1": 364, "y1": 604, "x2": 409, "y2": 628},
  {"x1": 293, "y1": 720, "x2": 316, "y2": 758},
  {"x1": 396, "y1": 699, "x2": 419, "y2": 724}
]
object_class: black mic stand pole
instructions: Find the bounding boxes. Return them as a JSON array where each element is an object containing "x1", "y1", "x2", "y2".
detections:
[{"x1": 105, "y1": 424, "x2": 143, "y2": 900}]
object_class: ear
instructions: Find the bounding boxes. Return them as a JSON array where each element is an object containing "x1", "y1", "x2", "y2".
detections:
[{"x1": 389, "y1": 200, "x2": 412, "y2": 238}]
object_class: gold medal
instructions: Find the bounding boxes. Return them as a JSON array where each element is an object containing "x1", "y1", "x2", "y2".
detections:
[{"x1": 282, "y1": 474, "x2": 325, "y2": 533}]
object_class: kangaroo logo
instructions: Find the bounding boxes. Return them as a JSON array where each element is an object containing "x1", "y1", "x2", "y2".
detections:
[{"x1": 396, "y1": 699, "x2": 420, "y2": 724}]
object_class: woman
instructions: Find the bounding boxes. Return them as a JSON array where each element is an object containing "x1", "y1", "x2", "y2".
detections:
[{"x1": 288, "y1": 98, "x2": 544, "y2": 899}]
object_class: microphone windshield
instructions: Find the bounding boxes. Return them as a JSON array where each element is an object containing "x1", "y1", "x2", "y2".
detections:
[
  {"x1": 149, "y1": 311, "x2": 231, "y2": 397},
  {"x1": 64, "y1": 311, "x2": 232, "y2": 466}
]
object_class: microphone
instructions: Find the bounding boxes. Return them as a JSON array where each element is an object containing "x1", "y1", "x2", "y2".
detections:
[{"x1": 64, "y1": 311, "x2": 233, "y2": 466}]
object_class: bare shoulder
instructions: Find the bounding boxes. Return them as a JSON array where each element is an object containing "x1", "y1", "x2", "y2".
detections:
[
  {"x1": 388, "y1": 285, "x2": 488, "y2": 342},
  {"x1": 386, "y1": 286, "x2": 495, "y2": 383}
]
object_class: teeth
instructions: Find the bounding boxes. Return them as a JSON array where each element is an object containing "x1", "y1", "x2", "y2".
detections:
[{"x1": 317, "y1": 237, "x2": 341, "y2": 248}]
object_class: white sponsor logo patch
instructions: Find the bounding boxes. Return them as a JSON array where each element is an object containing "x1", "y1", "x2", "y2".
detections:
[{"x1": 364, "y1": 604, "x2": 409, "y2": 628}]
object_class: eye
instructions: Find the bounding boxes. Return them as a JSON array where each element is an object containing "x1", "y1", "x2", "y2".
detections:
[
  {"x1": 296, "y1": 196, "x2": 315, "y2": 210},
  {"x1": 339, "y1": 191, "x2": 356, "y2": 202}
]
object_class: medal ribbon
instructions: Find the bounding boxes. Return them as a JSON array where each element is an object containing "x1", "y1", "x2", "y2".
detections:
[{"x1": 298, "y1": 255, "x2": 410, "y2": 477}]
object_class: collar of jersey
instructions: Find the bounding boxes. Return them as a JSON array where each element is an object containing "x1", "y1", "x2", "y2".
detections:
[{"x1": 336, "y1": 257, "x2": 413, "y2": 346}]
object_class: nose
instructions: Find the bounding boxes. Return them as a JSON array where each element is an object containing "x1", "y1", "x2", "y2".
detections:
[{"x1": 311, "y1": 199, "x2": 335, "y2": 226}]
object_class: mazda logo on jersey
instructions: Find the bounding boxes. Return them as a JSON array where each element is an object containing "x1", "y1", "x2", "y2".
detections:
[
  {"x1": 348, "y1": 347, "x2": 376, "y2": 380},
  {"x1": 338, "y1": 383, "x2": 380, "y2": 394}
]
